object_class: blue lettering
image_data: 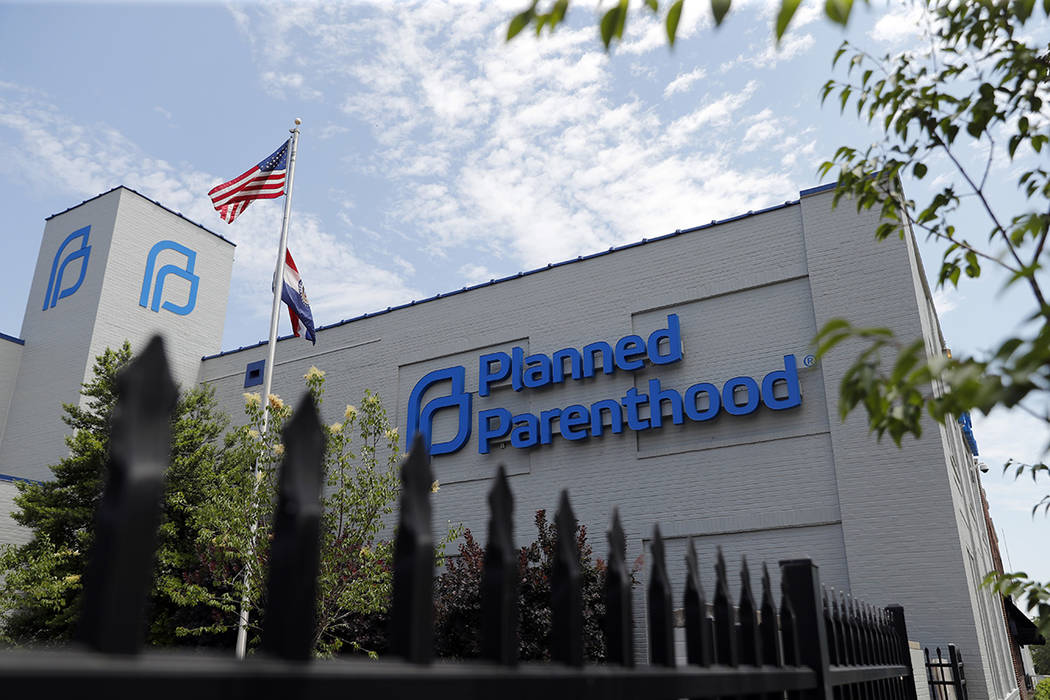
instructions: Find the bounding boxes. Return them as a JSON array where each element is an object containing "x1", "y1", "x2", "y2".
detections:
[
  {"x1": 621, "y1": 387, "x2": 650, "y2": 430},
  {"x1": 511, "y1": 346, "x2": 525, "y2": 391},
  {"x1": 723, "y1": 376, "x2": 760, "y2": 416},
  {"x1": 429, "y1": 317, "x2": 805, "y2": 457},
  {"x1": 615, "y1": 335, "x2": 647, "y2": 371},
  {"x1": 552, "y1": 348, "x2": 583, "y2": 383},
  {"x1": 590, "y1": 398, "x2": 624, "y2": 437},
  {"x1": 684, "y1": 382, "x2": 720, "y2": 421},
  {"x1": 761, "y1": 355, "x2": 802, "y2": 410},
  {"x1": 647, "y1": 314, "x2": 683, "y2": 365},
  {"x1": 648, "y1": 378, "x2": 683, "y2": 428},
  {"x1": 561, "y1": 404, "x2": 590, "y2": 440},
  {"x1": 583, "y1": 341, "x2": 614, "y2": 377},
  {"x1": 511, "y1": 413, "x2": 540, "y2": 448},
  {"x1": 478, "y1": 407, "x2": 512, "y2": 453},
  {"x1": 479, "y1": 353, "x2": 510, "y2": 397},
  {"x1": 523, "y1": 353, "x2": 552, "y2": 389},
  {"x1": 540, "y1": 408, "x2": 562, "y2": 444}
]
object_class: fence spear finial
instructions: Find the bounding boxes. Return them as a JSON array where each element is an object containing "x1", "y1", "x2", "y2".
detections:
[
  {"x1": 648, "y1": 524, "x2": 674, "y2": 667},
  {"x1": 605, "y1": 508, "x2": 633, "y2": 666},
  {"x1": 261, "y1": 394, "x2": 325, "y2": 661},
  {"x1": 481, "y1": 465, "x2": 518, "y2": 665},
  {"x1": 551, "y1": 490, "x2": 583, "y2": 667},
  {"x1": 390, "y1": 433, "x2": 435, "y2": 664},
  {"x1": 78, "y1": 335, "x2": 177, "y2": 655}
]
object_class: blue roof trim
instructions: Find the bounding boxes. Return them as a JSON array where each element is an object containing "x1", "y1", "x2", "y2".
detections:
[
  {"x1": 800, "y1": 182, "x2": 836, "y2": 197},
  {"x1": 45, "y1": 186, "x2": 235, "y2": 247},
  {"x1": 0, "y1": 331, "x2": 24, "y2": 346},
  {"x1": 0, "y1": 473, "x2": 42, "y2": 485},
  {"x1": 202, "y1": 195, "x2": 810, "y2": 361}
]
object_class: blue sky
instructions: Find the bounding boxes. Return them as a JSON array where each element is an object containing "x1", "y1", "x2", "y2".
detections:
[{"x1": 1, "y1": 1, "x2": 1047, "y2": 587}]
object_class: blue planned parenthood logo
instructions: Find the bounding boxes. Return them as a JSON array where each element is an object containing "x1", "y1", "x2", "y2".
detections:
[
  {"x1": 406, "y1": 314, "x2": 803, "y2": 458},
  {"x1": 43, "y1": 226, "x2": 92, "y2": 311},
  {"x1": 139, "y1": 240, "x2": 200, "y2": 316},
  {"x1": 405, "y1": 367, "x2": 473, "y2": 455}
]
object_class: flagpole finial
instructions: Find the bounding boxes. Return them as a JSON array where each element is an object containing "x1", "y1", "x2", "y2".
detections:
[{"x1": 294, "y1": 118, "x2": 302, "y2": 126}]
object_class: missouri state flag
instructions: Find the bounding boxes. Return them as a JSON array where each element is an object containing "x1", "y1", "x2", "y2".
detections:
[
  {"x1": 281, "y1": 249, "x2": 316, "y2": 344},
  {"x1": 209, "y1": 140, "x2": 289, "y2": 224}
]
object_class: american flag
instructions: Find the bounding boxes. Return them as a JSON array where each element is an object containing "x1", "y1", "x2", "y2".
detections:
[{"x1": 208, "y1": 140, "x2": 289, "y2": 224}]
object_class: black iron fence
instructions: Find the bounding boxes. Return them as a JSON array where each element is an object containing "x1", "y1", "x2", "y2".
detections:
[
  {"x1": 925, "y1": 645, "x2": 968, "y2": 700},
  {"x1": 0, "y1": 338, "x2": 922, "y2": 700}
]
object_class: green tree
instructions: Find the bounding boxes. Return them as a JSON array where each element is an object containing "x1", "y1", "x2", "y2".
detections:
[
  {"x1": 812, "y1": 1, "x2": 1049, "y2": 633},
  {"x1": 1034, "y1": 677, "x2": 1050, "y2": 700},
  {"x1": 0, "y1": 342, "x2": 241, "y2": 646},
  {"x1": 509, "y1": 0, "x2": 1050, "y2": 638},
  {"x1": 1033, "y1": 640, "x2": 1050, "y2": 674},
  {"x1": 184, "y1": 368, "x2": 413, "y2": 657}
]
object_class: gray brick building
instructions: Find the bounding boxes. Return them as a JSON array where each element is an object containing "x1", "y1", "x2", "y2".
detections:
[{"x1": 0, "y1": 184, "x2": 1018, "y2": 700}]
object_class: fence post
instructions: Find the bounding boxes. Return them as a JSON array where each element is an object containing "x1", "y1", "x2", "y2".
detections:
[
  {"x1": 480, "y1": 465, "x2": 518, "y2": 665},
  {"x1": 713, "y1": 547, "x2": 739, "y2": 668},
  {"x1": 78, "y1": 336, "x2": 177, "y2": 655},
  {"x1": 605, "y1": 508, "x2": 634, "y2": 666},
  {"x1": 780, "y1": 558, "x2": 833, "y2": 700},
  {"x1": 551, "y1": 490, "x2": 584, "y2": 667},
  {"x1": 738, "y1": 557, "x2": 761, "y2": 667},
  {"x1": 261, "y1": 395, "x2": 325, "y2": 661},
  {"x1": 684, "y1": 537, "x2": 713, "y2": 667},
  {"x1": 648, "y1": 525, "x2": 675, "y2": 667},
  {"x1": 390, "y1": 434, "x2": 435, "y2": 663},
  {"x1": 947, "y1": 644, "x2": 966, "y2": 700},
  {"x1": 886, "y1": 605, "x2": 919, "y2": 700}
]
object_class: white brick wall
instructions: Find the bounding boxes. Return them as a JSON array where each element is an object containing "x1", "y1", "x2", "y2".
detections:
[
  {"x1": 0, "y1": 479, "x2": 31, "y2": 548},
  {"x1": 196, "y1": 186, "x2": 1012, "y2": 697},
  {"x1": 0, "y1": 337, "x2": 22, "y2": 447}
]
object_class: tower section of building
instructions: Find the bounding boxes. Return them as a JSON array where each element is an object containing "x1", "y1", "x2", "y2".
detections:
[{"x1": 0, "y1": 187, "x2": 235, "y2": 482}]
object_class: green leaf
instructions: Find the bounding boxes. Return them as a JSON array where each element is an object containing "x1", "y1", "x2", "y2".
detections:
[
  {"x1": 832, "y1": 41, "x2": 849, "y2": 67},
  {"x1": 600, "y1": 0, "x2": 629, "y2": 49},
  {"x1": 775, "y1": 0, "x2": 801, "y2": 40},
  {"x1": 913, "y1": 162, "x2": 927, "y2": 179},
  {"x1": 824, "y1": 0, "x2": 853, "y2": 25},
  {"x1": 644, "y1": 0, "x2": 659, "y2": 11},
  {"x1": 1014, "y1": 0, "x2": 1035, "y2": 21},
  {"x1": 712, "y1": 0, "x2": 732, "y2": 26},
  {"x1": 666, "y1": 0, "x2": 684, "y2": 45},
  {"x1": 507, "y1": 7, "x2": 536, "y2": 40},
  {"x1": 551, "y1": 0, "x2": 569, "y2": 26}
]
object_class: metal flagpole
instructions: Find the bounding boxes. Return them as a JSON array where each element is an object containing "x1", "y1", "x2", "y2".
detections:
[{"x1": 235, "y1": 118, "x2": 301, "y2": 659}]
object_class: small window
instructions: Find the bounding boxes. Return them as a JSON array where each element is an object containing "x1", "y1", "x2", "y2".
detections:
[{"x1": 244, "y1": 359, "x2": 265, "y2": 388}]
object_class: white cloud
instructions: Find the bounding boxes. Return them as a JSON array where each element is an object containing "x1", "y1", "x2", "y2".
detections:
[
  {"x1": 972, "y1": 407, "x2": 1049, "y2": 469},
  {"x1": 260, "y1": 71, "x2": 323, "y2": 100},
  {"x1": 870, "y1": 3, "x2": 926, "y2": 45},
  {"x1": 932, "y1": 287, "x2": 962, "y2": 315},
  {"x1": 720, "y1": 31, "x2": 815, "y2": 73},
  {"x1": 457, "y1": 263, "x2": 499, "y2": 287},
  {"x1": 664, "y1": 67, "x2": 708, "y2": 98},
  {"x1": 669, "y1": 81, "x2": 759, "y2": 140}
]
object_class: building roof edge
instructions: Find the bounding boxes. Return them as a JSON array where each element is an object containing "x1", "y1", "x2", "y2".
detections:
[
  {"x1": 45, "y1": 186, "x2": 236, "y2": 247},
  {"x1": 203, "y1": 193, "x2": 813, "y2": 361}
]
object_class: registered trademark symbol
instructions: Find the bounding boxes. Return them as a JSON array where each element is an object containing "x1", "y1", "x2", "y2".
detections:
[{"x1": 803, "y1": 355, "x2": 816, "y2": 367}]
